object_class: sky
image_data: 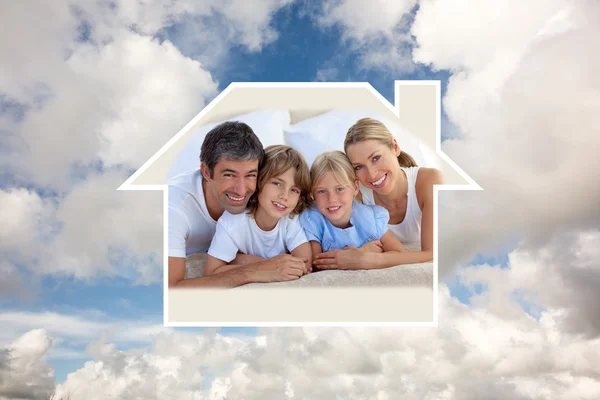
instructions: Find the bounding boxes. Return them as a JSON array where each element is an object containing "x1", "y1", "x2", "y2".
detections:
[{"x1": 1, "y1": 0, "x2": 599, "y2": 399}]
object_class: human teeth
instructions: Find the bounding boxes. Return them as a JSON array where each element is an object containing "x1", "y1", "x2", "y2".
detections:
[
  {"x1": 327, "y1": 206, "x2": 341, "y2": 211},
  {"x1": 372, "y1": 174, "x2": 386, "y2": 186},
  {"x1": 273, "y1": 201, "x2": 286, "y2": 209},
  {"x1": 228, "y1": 195, "x2": 244, "y2": 201}
]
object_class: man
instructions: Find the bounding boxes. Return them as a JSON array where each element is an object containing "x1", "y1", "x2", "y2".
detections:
[{"x1": 168, "y1": 121, "x2": 308, "y2": 288}]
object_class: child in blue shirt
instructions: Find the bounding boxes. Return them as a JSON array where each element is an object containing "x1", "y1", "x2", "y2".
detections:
[{"x1": 300, "y1": 151, "x2": 405, "y2": 270}]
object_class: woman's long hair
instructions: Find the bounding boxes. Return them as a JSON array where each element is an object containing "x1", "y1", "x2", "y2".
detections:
[{"x1": 344, "y1": 117, "x2": 418, "y2": 167}]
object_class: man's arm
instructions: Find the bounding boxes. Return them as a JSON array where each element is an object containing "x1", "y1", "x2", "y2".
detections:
[
  {"x1": 169, "y1": 256, "x2": 256, "y2": 288},
  {"x1": 233, "y1": 252, "x2": 265, "y2": 265},
  {"x1": 168, "y1": 254, "x2": 308, "y2": 288},
  {"x1": 205, "y1": 254, "x2": 236, "y2": 276}
]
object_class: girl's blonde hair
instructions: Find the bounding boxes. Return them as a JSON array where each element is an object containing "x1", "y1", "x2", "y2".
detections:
[
  {"x1": 247, "y1": 145, "x2": 311, "y2": 216},
  {"x1": 344, "y1": 117, "x2": 418, "y2": 167},
  {"x1": 309, "y1": 151, "x2": 357, "y2": 203}
]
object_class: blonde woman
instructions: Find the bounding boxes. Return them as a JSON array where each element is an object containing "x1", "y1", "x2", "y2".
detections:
[{"x1": 314, "y1": 118, "x2": 442, "y2": 269}]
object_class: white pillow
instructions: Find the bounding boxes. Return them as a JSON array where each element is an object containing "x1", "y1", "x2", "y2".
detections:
[
  {"x1": 168, "y1": 110, "x2": 291, "y2": 179},
  {"x1": 284, "y1": 110, "x2": 432, "y2": 168}
]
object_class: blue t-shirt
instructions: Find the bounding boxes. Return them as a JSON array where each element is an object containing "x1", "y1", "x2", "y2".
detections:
[{"x1": 299, "y1": 201, "x2": 390, "y2": 252}]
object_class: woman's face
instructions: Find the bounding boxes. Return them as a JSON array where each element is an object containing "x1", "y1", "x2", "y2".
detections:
[{"x1": 345, "y1": 139, "x2": 400, "y2": 196}]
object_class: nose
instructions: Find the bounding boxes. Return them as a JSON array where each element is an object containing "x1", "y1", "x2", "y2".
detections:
[
  {"x1": 366, "y1": 166, "x2": 378, "y2": 181},
  {"x1": 279, "y1": 189, "x2": 287, "y2": 200},
  {"x1": 232, "y1": 177, "x2": 245, "y2": 195},
  {"x1": 327, "y1": 191, "x2": 336, "y2": 202}
]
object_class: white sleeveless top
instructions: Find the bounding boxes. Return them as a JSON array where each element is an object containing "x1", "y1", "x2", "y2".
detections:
[{"x1": 360, "y1": 166, "x2": 422, "y2": 244}]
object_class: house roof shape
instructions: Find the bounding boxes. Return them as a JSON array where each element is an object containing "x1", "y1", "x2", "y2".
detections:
[{"x1": 118, "y1": 81, "x2": 481, "y2": 191}]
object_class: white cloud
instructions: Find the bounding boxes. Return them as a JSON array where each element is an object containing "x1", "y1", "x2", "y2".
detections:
[
  {"x1": 0, "y1": 188, "x2": 55, "y2": 252},
  {"x1": 47, "y1": 167, "x2": 162, "y2": 283},
  {"x1": 0, "y1": 1, "x2": 76, "y2": 103},
  {"x1": 313, "y1": 0, "x2": 418, "y2": 72},
  {"x1": 1, "y1": 274, "x2": 598, "y2": 399},
  {"x1": 215, "y1": 0, "x2": 294, "y2": 51},
  {"x1": 0, "y1": 329, "x2": 55, "y2": 400},
  {"x1": 0, "y1": 171, "x2": 163, "y2": 284},
  {"x1": 0, "y1": 261, "x2": 36, "y2": 302},
  {"x1": 318, "y1": 0, "x2": 417, "y2": 41},
  {"x1": 411, "y1": 0, "x2": 600, "y2": 340},
  {"x1": 7, "y1": 29, "x2": 217, "y2": 188},
  {"x1": 0, "y1": 287, "x2": 572, "y2": 399},
  {"x1": 67, "y1": 31, "x2": 218, "y2": 169},
  {"x1": 0, "y1": 310, "x2": 169, "y2": 347},
  {"x1": 408, "y1": 1, "x2": 600, "y2": 277},
  {"x1": 458, "y1": 229, "x2": 600, "y2": 337},
  {"x1": 315, "y1": 67, "x2": 339, "y2": 81}
]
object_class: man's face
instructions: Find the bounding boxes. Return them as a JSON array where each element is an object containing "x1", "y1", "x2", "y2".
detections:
[{"x1": 202, "y1": 158, "x2": 259, "y2": 214}]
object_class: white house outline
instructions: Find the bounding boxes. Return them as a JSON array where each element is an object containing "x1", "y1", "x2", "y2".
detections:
[{"x1": 118, "y1": 81, "x2": 481, "y2": 328}]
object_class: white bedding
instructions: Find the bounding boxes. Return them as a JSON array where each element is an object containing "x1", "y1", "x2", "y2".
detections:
[{"x1": 184, "y1": 243, "x2": 433, "y2": 289}]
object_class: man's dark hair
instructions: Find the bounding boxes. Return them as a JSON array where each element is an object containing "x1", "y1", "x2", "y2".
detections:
[{"x1": 200, "y1": 121, "x2": 265, "y2": 178}]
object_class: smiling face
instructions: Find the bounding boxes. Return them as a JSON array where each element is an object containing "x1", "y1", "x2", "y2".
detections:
[
  {"x1": 201, "y1": 158, "x2": 259, "y2": 216},
  {"x1": 313, "y1": 171, "x2": 358, "y2": 229},
  {"x1": 345, "y1": 139, "x2": 401, "y2": 196},
  {"x1": 254, "y1": 167, "x2": 302, "y2": 229}
]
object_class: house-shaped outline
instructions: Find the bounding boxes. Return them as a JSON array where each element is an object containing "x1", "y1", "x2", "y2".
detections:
[{"x1": 118, "y1": 81, "x2": 481, "y2": 327}]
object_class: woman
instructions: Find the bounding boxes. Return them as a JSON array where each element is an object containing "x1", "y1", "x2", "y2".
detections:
[{"x1": 313, "y1": 117, "x2": 442, "y2": 270}]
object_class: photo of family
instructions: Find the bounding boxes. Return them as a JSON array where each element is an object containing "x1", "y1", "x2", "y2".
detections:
[
  {"x1": 134, "y1": 83, "x2": 454, "y2": 324},
  {"x1": 167, "y1": 116, "x2": 442, "y2": 289}
]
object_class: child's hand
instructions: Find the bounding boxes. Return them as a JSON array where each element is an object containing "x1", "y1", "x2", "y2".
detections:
[
  {"x1": 358, "y1": 240, "x2": 384, "y2": 253},
  {"x1": 313, "y1": 247, "x2": 364, "y2": 270},
  {"x1": 264, "y1": 254, "x2": 309, "y2": 282}
]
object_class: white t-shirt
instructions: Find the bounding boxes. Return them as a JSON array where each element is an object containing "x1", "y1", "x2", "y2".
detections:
[
  {"x1": 168, "y1": 169, "x2": 217, "y2": 258},
  {"x1": 208, "y1": 211, "x2": 308, "y2": 263}
]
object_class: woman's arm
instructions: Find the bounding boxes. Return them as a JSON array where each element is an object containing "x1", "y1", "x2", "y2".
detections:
[
  {"x1": 415, "y1": 167, "x2": 443, "y2": 254},
  {"x1": 380, "y1": 230, "x2": 404, "y2": 252},
  {"x1": 291, "y1": 242, "x2": 313, "y2": 273}
]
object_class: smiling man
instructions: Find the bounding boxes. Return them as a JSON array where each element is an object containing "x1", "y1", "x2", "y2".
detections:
[{"x1": 168, "y1": 121, "x2": 308, "y2": 288}]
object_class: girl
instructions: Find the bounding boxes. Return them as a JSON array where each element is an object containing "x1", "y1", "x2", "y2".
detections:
[
  {"x1": 205, "y1": 145, "x2": 313, "y2": 280},
  {"x1": 300, "y1": 150, "x2": 405, "y2": 271}
]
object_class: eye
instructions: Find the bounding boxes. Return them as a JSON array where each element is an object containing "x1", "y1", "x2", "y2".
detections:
[
  {"x1": 336, "y1": 187, "x2": 345, "y2": 192},
  {"x1": 354, "y1": 165, "x2": 362, "y2": 171},
  {"x1": 224, "y1": 173, "x2": 233, "y2": 178},
  {"x1": 247, "y1": 173, "x2": 257, "y2": 178},
  {"x1": 317, "y1": 189, "x2": 326, "y2": 195},
  {"x1": 272, "y1": 181, "x2": 281, "y2": 187},
  {"x1": 292, "y1": 188, "x2": 300, "y2": 194},
  {"x1": 373, "y1": 155, "x2": 381, "y2": 162}
]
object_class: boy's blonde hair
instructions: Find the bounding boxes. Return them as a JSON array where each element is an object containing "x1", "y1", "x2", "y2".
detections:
[
  {"x1": 344, "y1": 117, "x2": 418, "y2": 168},
  {"x1": 247, "y1": 145, "x2": 311, "y2": 216},
  {"x1": 309, "y1": 151, "x2": 357, "y2": 200}
]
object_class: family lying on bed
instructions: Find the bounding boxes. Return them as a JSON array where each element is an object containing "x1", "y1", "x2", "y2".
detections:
[{"x1": 168, "y1": 118, "x2": 442, "y2": 288}]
